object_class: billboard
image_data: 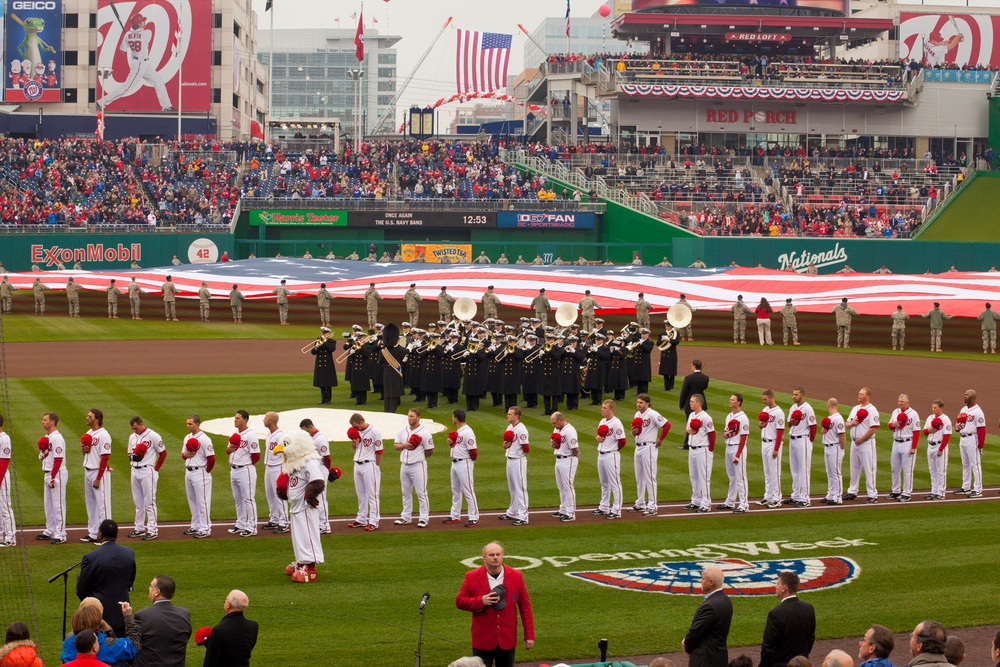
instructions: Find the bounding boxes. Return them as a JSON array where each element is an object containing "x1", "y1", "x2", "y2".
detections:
[
  {"x1": 900, "y1": 13, "x2": 1000, "y2": 69},
  {"x1": 401, "y1": 243, "x2": 473, "y2": 263},
  {"x1": 5, "y1": 0, "x2": 62, "y2": 103},
  {"x1": 631, "y1": 0, "x2": 847, "y2": 15},
  {"x1": 498, "y1": 211, "x2": 596, "y2": 229},
  {"x1": 249, "y1": 209, "x2": 349, "y2": 226},
  {"x1": 349, "y1": 211, "x2": 497, "y2": 228},
  {"x1": 96, "y1": 0, "x2": 211, "y2": 113}
]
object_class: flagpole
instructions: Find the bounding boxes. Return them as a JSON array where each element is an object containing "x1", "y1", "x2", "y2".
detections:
[
  {"x1": 268, "y1": 2, "x2": 274, "y2": 143},
  {"x1": 359, "y1": 1, "x2": 364, "y2": 153},
  {"x1": 566, "y1": 0, "x2": 571, "y2": 55},
  {"x1": 177, "y1": 28, "x2": 183, "y2": 141}
]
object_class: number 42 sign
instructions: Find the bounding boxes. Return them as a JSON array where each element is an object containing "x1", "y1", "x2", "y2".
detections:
[{"x1": 187, "y1": 238, "x2": 220, "y2": 264}]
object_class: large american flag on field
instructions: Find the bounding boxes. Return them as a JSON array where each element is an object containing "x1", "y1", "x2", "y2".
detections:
[
  {"x1": 456, "y1": 30, "x2": 512, "y2": 94},
  {"x1": 9, "y1": 260, "x2": 1000, "y2": 319}
]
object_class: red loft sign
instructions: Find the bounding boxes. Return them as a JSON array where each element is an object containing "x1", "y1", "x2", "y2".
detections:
[{"x1": 724, "y1": 32, "x2": 793, "y2": 42}]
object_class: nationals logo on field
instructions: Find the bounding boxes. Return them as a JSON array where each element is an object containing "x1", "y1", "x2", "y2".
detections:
[{"x1": 568, "y1": 556, "x2": 859, "y2": 596}]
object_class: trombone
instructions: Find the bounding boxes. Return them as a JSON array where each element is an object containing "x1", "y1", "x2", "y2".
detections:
[
  {"x1": 301, "y1": 337, "x2": 324, "y2": 353},
  {"x1": 451, "y1": 340, "x2": 481, "y2": 359},
  {"x1": 335, "y1": 334, "x2": 372, "y2": 363},
  {"x1": 496, "y1": 342, "x2": 517, "y2": 362},
  {"x1": 523, "y1": 341, "x2": 553, "y2": 363}
]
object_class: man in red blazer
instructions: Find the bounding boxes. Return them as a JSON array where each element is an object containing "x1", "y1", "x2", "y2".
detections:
[{"x1": 456, "y1": 541, "x2": 535, "y2": 667}]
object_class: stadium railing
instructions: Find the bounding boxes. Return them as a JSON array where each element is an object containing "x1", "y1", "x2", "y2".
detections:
[{"x1": 239, "y1": 197, "x2": 606, "y2": 213}]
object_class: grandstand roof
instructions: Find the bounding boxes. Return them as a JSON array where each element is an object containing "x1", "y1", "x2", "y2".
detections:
[{"x1": 612, "y1": 13, "x2": 893, "y2": 44}]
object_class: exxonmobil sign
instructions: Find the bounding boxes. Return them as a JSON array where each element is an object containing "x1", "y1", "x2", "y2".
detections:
[
  {"x1": 725, "y1": 32, "x2": 792, "y2": 42},
  {"x1": 31, "y1": 243, "x2": 142, "y2": 266}
]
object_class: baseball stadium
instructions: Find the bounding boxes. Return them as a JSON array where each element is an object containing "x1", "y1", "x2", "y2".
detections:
[{"x1": 1, "y1": 0, "x2": 1000, "y2": 666}]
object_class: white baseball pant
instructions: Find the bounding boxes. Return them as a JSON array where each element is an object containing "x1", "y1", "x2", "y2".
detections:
[
  {"x1": 761, "y1": 443, "x2": 782, "y2": 503},
  {"x1": 960, "y1": 441, "x2": 983, "y2": 493},
  {"x1": 449, "y1": 459, "x2": 479, "y2": 522},
  {"x1": 185, "y1": 468, "x2": 213, "y2": 534},
  {"x1": 847, "y1": 441, "x2": 877, "y2": 499},
  {"x1": 264, "y1": 465, "x2": 289, "y2": 528},
  {"x1": 291, "y1": 507, "x2": 324, "y2": 565},
  {"x1": 788, "y1": 436, "x2": 809, "y2": 502},
  {"x1": 554, "y1": 456, "x2": 578, "y2": 518},
  {"x1": 44, "y1": 469, "x2": 68, "y2": 540},
  {"x1": 230, "y1": 465, "x2": 258, "y2": 532},
  {"x1": 927, "y1": 445, "x2": 948, "y2": 497},
  {"x1": 505, "y1": 458, "x2": 529, "y2": 522},
  {"x1": 0, "y1": 475, "x2": 13, "y2": 543},
  {"x1": 890, "y1": 442, "x2": 918, "y2": 497},
  {"x1": 353, "y1": 461, "x2": 380, "y2": 528},
  {"x1": 100, "y1": 59, "x2": 171, "y2": 108},
  {"x1": 83, "y1": 468, "x2": 112, "y2": 539},
  {"x1": 598, "y1": 451, "x2": 623, "y2": 514},
  {"x1": 131, "y1": 467, "x2": 157, "y2": 535},
  {"x1": 724, "y1": 445, "x2": 748, "y2": 511},
  {"x1": 688, "y1": 446, "x2": 712, "y2": 510},
  {"x1": 633, "y1": 443, "x2": 658, "y2": 510},
  {"x1": 400, "y1": 461, "x2": 429, "y2": 523},
  {"x1": 824, "y1": 444, "x2": 845, "y2": 503}
]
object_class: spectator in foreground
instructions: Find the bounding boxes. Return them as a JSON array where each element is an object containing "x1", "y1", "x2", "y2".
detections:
[
  {"x1": 943, "y1": 636, "x2": 964, "y2": 666},
  {"x1": 859, "y1": 624, "x2": 896, "y2": 667},
  {"x1": 0, "y1": 622, "x2": 43, "y2": 667},
  {"x1": 823, "y1": 650, "x2": 854, "y2": 667},
  {"x1": 62, "y1": 599, "x2": 139, "y2": 664},
  {"x1": 64, "y1": 631, "x2": 101, "y2": 667},
  {"x1": 201, "y1": 590, "x2": 258, "y2": 667},
  {"x1": 906, "y1": 621, "x2": 955, "y2": 667},
  {"x1": 133, "y1": 575, "x2": 191, "y2": 667}
]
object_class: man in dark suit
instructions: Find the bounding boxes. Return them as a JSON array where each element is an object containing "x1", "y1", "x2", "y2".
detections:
[
  {"x1": 456, "y1": 541, "x2": 535, "y2": 667},
  {"x1": 682, "y1": 566, "x2": 733, "y2": 667},
  {"x1": 759, "y1": 571, "x2": 816, "y2": 667},
  {"x1": 134, "y1": 574, "x2": 192, "y2": 667},
  {"x1": 202, "y1": 590, "x2": 258, "y2": 667},
  {"x1": 678, "y1": 359, "x2": 710, "y2": 449},
  {"x1": 76, "y1": 519, "x2": 136, "y2": 637}
]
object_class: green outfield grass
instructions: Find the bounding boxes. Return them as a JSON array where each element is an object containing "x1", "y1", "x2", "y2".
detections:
[
  {"x1": 7, "y1": 375, "x2": 999, "y2": 527},
  {"x1": 916, "y1": 172, "x2": 1000, "y2": 241},
  {"x1": 20, "y1": 502, "x2": 1000, "y2": 666}
]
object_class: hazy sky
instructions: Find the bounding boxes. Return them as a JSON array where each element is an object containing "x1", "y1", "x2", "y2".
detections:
[{"x1": 255, "y1": 0, "x2": 612, "y2": 120}]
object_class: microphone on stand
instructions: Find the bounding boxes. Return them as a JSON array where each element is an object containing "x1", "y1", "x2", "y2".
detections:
[{"x1": 419, "y1": 592, "x2": 430, "y2": 610}]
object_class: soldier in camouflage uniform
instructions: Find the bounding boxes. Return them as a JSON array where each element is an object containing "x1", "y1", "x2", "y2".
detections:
[
  {"x1": 106, "y1": 279, "x2": 122, "y2": 319},
  {"x1": 920, "y1": 302, "x2": 953, "y2": 352},
  {"x1": 65, "y1": 277, "x2": 80, "y2": 317},
  {"x1": 404, "y1": 283, "x2": 421, "y2": 326},
  {"x1": 731, "y1": 295, "x2": 752, "y2": 344},
  {"x1": 890, "y1": 305, "x2": 908, "y2": 351},
  {"x1": 198, "y1": 281, "x2": 211, "y2": 322},
  {"x1": 978, "y1": 303, "x2": 1000, "y2": 354},
  {"x1": 32, "y1": 278, "x2": 45, "y2": 316},
  {"x1": 832, "y1": 297, "x2": 858, "y2": 348},
  {"x1": 437, "y1": 287, "x2": 455, "y2": 321},
  {"x1": 781, "y1": 298, "x2": 800, "y2": 346},
  {"x1": 162, "y1": 275, "x2": 179, "y2": 321},
  {"x1": 364, "y1": 282, "x2": 381, "y2": 329},
  {"x1": 482, "y1": 285, "x2": 501, "y2": 321},
  {"x1": 230, "y1": 283, "x2": 245, "y2": 323},
  {"x1": 317, "y1": 283, "x2": 332, "y2": 327},
  {"x1": 635, "y1": 293, "x2": 651, "y2": 330},
  {"x1": 0, "y1": 276, "x2": 11, "y2": 313},
  {"x1": 128, "y1": 277, "x2": 143, "y2": 320}
]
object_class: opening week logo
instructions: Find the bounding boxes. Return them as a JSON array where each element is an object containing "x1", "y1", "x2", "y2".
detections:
[{"x1": 462, "y1": 537, "x2": 871, "y2": 595}]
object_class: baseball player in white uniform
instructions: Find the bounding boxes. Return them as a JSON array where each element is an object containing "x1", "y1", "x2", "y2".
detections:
[
  {"x1": 923, "y1": 401, "x2": 951, "y2": 500},
  {"x1": 345, "y1": 414, "x2": 382, "y2": 531},
  {"x1": 720, "y1": 393, "x2": 751, "y2": 513},
  {"x1": 684, "y1": 394, "x2": 715, "y2": 512},
  {"x1": 81, "y1": 408, "x2": 113, "y2": 543},
  {"x1": 820, "y1": 399, "x2": 847, "y2": 504},
  {"x1": 550, "y1": 412, "x2": 579, "y2": 522},
  {"x1": 278, "y1": 431, "x2": 326, "y2": 583},
  {"x1": 595, "y1": 400, "x2": 626, "y2": 519},
  {"x1": 393, "y1": 408, "x2": 434, "y2": 528},
  {"x1": 500, "y1": 406, "x2": 530, "y2": 526},
  {"x1": 444, "y1": 410, "x2": 480, "y2": 527},
  {"x1": 301, "y1": 418, "x2": 334, "y2": 533},
  {"x1": 181, "y1": 415, "x2": 214, "y2": 538},
  {"x1": 630, "y1": 394, "x2": 669, "y2": 515},
  {"x1": 0, "y1": 415, "x2": 15, "y2": 547},
  {"x1": 787, "y1": 388, "x2": 817, "y2": 507},
  {"x1": 39, "y1": 412, "x2": 68, "y2": 544},
  {"x1": 127, "y1": 416, "x2": 166, "y2": 540},
  {"x1": 887, "y1": 394, "x2": 921, "y2": 502},
  {"x1": 263, "y1": 412, "x2": 290, "y2": 533},
  {"x1": 227, "y1": 410, "x2": 261, "y2": 536},
  {"x1": 98, "y1": 13, "x2": 173, "y2": 111},
  {"x1": 845, "y1": 387, "x2": 881, "y2": 503},
  {"x1": 955, "y1": 389, "x2": 986, "y2": 497},
  {"x1": 757, "y1": 390, "x2": 785, "y2": 508}
]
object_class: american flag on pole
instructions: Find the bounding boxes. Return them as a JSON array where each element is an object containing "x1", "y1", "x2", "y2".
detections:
[
  {"x1": 565, "y1": 0, "x2": 571, "y2": 37},
  {"x1": 456, "y1": 30, "x2": 512, "y2": 94}
]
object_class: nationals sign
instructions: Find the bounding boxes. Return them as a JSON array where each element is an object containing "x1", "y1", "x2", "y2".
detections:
[
  {"x1": 569, "y1": 556, "x2": 860, "y2": 596},
  {"x1": 96, "y1": 0, "x2": 211, "y2": 113}
]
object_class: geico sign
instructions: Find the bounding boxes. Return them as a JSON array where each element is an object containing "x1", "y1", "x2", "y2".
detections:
[{"x1": 11, "y1": 1, "x2": 57, "y2": 9}]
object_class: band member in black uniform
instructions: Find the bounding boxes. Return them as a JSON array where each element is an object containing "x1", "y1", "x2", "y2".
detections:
[
  {"x1": 520, "y1": 334, "x2": 541, "y2": 409},
  {"x1": 560, "y1": 335, "x2": 584, "y2": 410},
  {"x1": 593, "y1": 317, "x2": 613, "y2": 339},
  {"x1": 461, "y1": 329, "x2": 488, "y2": 412},
  {"x1": 605, "y1": 338, "x2": 629, "y2": 401},
  {"x1": 496, "y1": 335, "x2": 524, "y2": 410},
  {"x1": 408, "y1": 329, "x2": 427, "y2": 402},
  {"x1": 419, "y1": 332, "x2": 445, "y2": 409},
  {"x1": 632, "y1": 328, "x2": 655, "y2": 395},
  {"x1": 583, "y1": 333, "x2": 611, "y2": 405},
  {"x1": 311, "y1": 327, "x2": 337, "y2": 404},
  {"x1": 349, "y1": 334, "x2": 375, "y2": 405},
  {"x1": 379, "y1": 323, "x2": 407, "y2": 413},
  {"x1": 486, "y1": 332, "x2": 505, "y2": 407},
  {"x1": 538, "y1": 332, "x2": 564, "y2": 415},
  {"x1": 442, "y1": 331, "x2": 463, "y2": 405},
  {"x1": 658, "y1": 321, "x2": 682, "y2": 391}
]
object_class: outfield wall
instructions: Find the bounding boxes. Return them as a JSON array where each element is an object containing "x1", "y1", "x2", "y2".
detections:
[{"x1": 0, "y1": 233, "x2": 235, "y2": 272}]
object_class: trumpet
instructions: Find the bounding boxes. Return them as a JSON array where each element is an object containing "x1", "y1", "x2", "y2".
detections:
[
  {"x1": 301, "y1": 337, "x2": 324, "y2": 353},
  {"x1": 451, "y1": 340, "x2": 481, "y2": 359}
]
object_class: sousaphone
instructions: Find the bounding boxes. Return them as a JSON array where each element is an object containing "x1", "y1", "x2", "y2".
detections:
[
  {"x1": 454, "y1": 297, "x2": 478, "y2": 322},
  {"x1": 667, "y1": 302, "x2": 693, "y2": 329}
]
